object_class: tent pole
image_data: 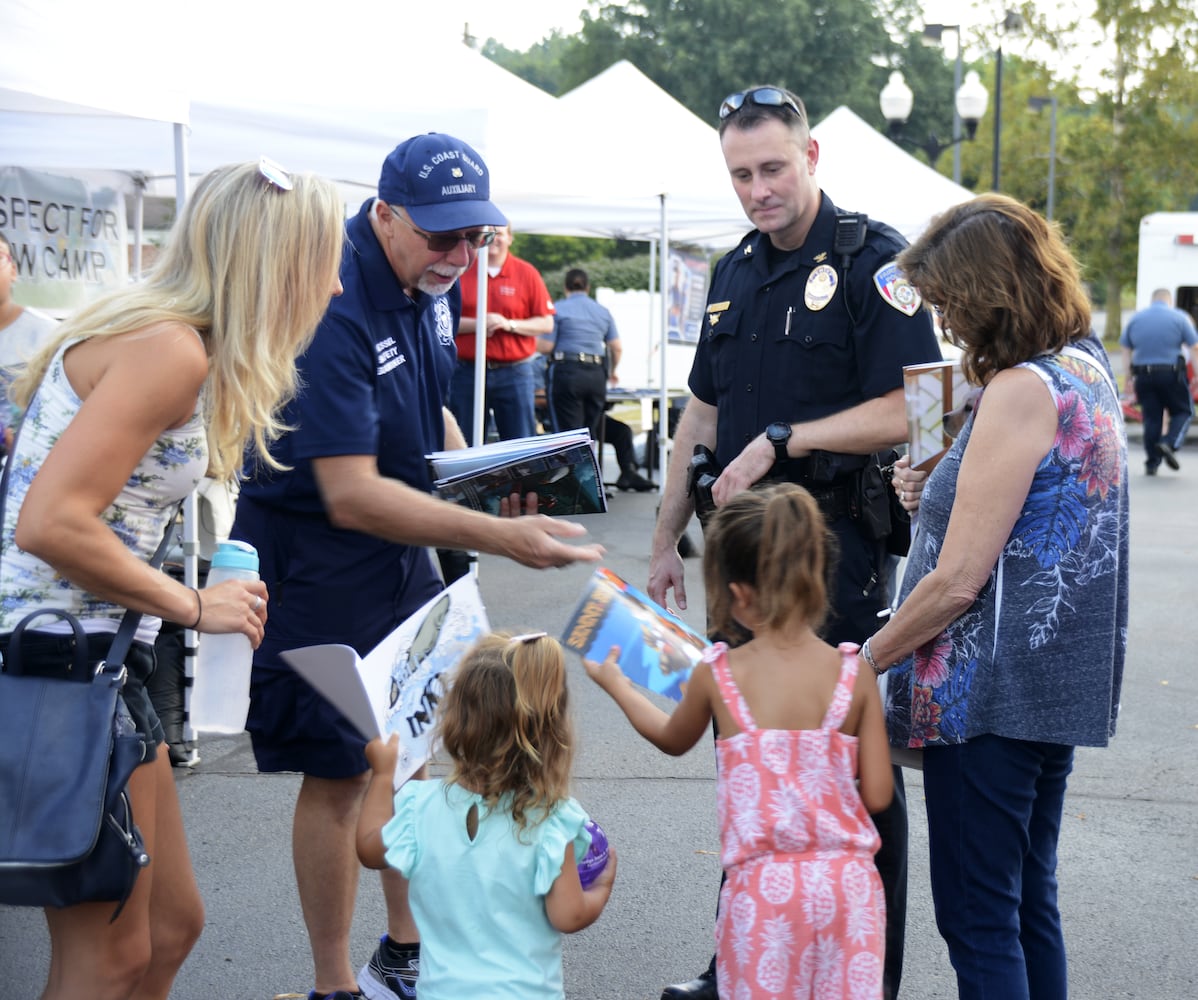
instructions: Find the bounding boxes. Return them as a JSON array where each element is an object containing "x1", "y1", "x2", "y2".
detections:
[
  {"x1": 132, "y1": 177, "x2": 145, "y2": 281},
  {"x1": 647, "y1": 237, "x2": 657, "y2": 386},
  {"x1": 472, "y1": 251, "x2": 489, "y2": 449},
  {"x1": 657, "y1": 195, "x2": 669, "y2": 486},
  {"x1": 173, "y1": 122, "x2": 202, "y2": 756}
]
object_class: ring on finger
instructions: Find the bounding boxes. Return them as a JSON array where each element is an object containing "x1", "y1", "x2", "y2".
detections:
[{"x1": 252, "y1": 595, "x2": 262, "y2": 611}]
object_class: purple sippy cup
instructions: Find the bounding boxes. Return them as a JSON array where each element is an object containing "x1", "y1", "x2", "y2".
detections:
[{"x1": 577, "y1": 818, "x2": 610, "y2": 889}]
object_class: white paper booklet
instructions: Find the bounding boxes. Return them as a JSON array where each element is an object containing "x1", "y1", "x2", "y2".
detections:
[
  {"x1": 281, "y1": 574, "x2": 490, "y2": 787},
  {"x1": 426, "y1": 428, "x2": 591, "y2": 480}
]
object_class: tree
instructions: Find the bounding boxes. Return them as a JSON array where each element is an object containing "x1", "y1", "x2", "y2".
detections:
[{"x1": 556, "y1": 0, "x2": 920, "y2": 125}]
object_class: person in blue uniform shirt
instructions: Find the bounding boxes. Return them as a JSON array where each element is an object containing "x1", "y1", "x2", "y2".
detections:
[
  {"x1": 232, "y1": 133, "x2": 602, "y2": 1000},
  {"x1": 647, "y1": 86, "x2": 942, "y2": 1000},
  {"x1": 1119, "y1": 287, "x2": 1196, "y2": 474}
]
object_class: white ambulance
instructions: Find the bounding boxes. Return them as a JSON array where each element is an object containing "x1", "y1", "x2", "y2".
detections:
[{"x1": 1136, "y1": 212, "x2": 1198, "y2": 319}]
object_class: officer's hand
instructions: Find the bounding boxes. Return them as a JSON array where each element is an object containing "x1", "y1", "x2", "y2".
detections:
[
  {"x1": 648, "y1": 548, "x2": 687, "y2": 611},
  {"x1": 712, "y1": 435, "x2": 773, "y2": 506}
]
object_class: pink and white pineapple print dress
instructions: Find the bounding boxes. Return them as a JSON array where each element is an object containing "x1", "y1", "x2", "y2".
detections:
[{"x1": 711, "y1": 641, "x2": 885, "y2": 999}]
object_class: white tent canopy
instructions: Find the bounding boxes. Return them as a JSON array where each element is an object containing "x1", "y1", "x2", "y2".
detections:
[
  {"x1": 811, "y1": 106, "x2": 974, "y2": 241},
  {"x1": 508, "y1": 60, "x2": 748, "y2": 247}
]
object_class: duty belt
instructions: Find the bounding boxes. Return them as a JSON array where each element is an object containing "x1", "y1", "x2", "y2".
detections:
[
  {"x1": 1131, "y1": 362, "x2": 1183, "y2": 375},
  {"x1": 552, "y1": 351, "x2": 605, "y2": 366}
]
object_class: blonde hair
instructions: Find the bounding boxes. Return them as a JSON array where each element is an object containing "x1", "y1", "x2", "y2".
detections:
[
  {"x1": 897, "y1": 193, "x2": 1091, "y2": 386},
  {"x1": 437, "y1": 632, "x2": 575, "y2": 834},
  {"x1": 13, "y1": 162, "x2": 346, "y2": 479},
  {"x1": 704, "y1": 482, "x2": 835, "y2": 644}
]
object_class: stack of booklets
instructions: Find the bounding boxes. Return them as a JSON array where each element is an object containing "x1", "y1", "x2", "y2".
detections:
[
  {"x1": 426, "y1": 429, "x2": 606, "y2": 517},
  {"x1": 561, "y1": 567, "x2": 709, "y2": 702},
  {"x1": 280, "y1": 575, "x2": 490, "y2": 788}
]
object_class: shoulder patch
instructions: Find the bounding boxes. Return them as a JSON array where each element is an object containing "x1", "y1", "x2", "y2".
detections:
[{"x1": 872, "y1": 261, "x2": 922, "y2": 317}]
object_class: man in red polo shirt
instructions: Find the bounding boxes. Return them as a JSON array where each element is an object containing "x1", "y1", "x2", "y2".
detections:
[{"x1": 450, "y1": 225, "x2": 555, "y2": 444}]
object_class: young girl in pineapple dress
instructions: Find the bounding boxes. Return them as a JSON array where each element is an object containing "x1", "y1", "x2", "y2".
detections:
[{"x1": 586, "y1": 483, "x2": 893, "y2": 998}]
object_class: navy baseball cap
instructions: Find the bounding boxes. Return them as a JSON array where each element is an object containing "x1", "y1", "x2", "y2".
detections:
[{"x1": 378, "y1": 133, "x2": 508, "y2": 232}]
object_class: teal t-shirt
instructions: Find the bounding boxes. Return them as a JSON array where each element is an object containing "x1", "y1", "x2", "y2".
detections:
[{"x1": 383, "y1": 779, "x2": 590, "y2": 1000}]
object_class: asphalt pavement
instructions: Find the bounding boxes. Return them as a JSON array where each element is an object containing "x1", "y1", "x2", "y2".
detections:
[{"x1": 1, "y1": 434, "x2": 1195, "y2": 999}]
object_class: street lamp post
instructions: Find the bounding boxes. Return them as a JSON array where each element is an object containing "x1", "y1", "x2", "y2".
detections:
[
  {"x1": 923, "y1": 23, "x2": 963, "y2": 184},
  {"x1": 992, "y1": 9, "x2": 1025, "y2": 191},
  {"x1": 879, "y1": 69, "x2": 988, "y2": 172},
  {"x1": 1028, "y1": 95, "x2": 1059, "y2": 221}
]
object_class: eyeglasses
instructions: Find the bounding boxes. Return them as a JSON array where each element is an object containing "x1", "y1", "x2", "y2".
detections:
[
  {"x1": 0, "y1": 250, "x2": 11, "y2": 265},
  {"x1": 258, "y1": 156, "x2": 293, "y2": 192},
  {"x1": 386, "y1": 206, "x2": 496, "y2": 252},
  {"x1": 718, "y1": 87, "x2": 805, "y2": 122}
]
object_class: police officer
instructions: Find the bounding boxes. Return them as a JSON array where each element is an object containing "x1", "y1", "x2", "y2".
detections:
[
  {"x1": 648, "y1": 86, "x2": 942, "y2": 1000},
  {"x1": 1119, "y1": 287, "x2": 1197, "y2": 475}
]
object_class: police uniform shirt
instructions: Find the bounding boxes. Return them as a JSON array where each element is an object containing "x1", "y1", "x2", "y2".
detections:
[
  {"x1": 690, "y1": 193, "x2": 941, "y2": 470},
  {"x1": 235, "y1": 198, "x2": 455, "y2": 661},
  {"x1": 1119, "y1": 299, "x2": 1198, "y2": 366},
  {"x1": 551, "y1": 293, "x2": 619, "y2": 357}
]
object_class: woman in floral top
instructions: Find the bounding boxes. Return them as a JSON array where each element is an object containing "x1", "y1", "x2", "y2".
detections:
[
  {"x1": 1, "y1": 162, "x2": 345, "y2": 1000},
  {"x1": 862, "y1": 194, "x2": 1129, "y2": 1000}
]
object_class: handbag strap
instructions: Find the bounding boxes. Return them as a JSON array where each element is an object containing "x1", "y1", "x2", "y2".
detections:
[{"x1": 1, "y1": 418, "x2": 182, "y2": 670}]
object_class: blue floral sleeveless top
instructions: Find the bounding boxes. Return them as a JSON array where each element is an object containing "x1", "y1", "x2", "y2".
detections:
[{"x1": 885, "y1": 336, "x2": 1129, "y2": 749}]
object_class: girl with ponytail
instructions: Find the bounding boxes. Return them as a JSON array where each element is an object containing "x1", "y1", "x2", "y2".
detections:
[
  {"x1": 586, "y1": 483, "x2": 893, "y2": 999},
  {"x1": 357, "y1": 631, "x2": 617, "y2": 1000}
]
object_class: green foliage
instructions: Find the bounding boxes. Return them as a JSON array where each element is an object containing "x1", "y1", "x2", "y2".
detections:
[
  {"x1": 559, "y1": 0, "x2": 917, "y2": 125},
  {"x1": 482, "y1": 0, "x2": 1198, "y2": 321},
  {"x1": 538, "y1": 254, "x2": 659, "y2": 298}
]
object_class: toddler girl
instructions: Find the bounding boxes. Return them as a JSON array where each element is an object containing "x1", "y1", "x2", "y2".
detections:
[{"x1": 358, "y1": 631, "x2": 617, "y2": 1000}]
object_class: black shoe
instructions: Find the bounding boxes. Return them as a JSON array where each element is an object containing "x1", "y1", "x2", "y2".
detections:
[
  {"x1": 1158, "y1": 441, "x2": 1180, "y2": 470},
  {"x1": 660, "y1": 971, "x2": 717, "y2": 1000},
  {"x1": 1146, "y1": 462, "x2": 1158, "y2": 476},
  {"x1": 616, "y1": 472, "x2": 657, "y2": 492}
]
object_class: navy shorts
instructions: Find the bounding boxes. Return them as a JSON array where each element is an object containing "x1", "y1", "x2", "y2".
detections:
[
  {"x1": 0, "y1": 629, "x2": 162, "y2": 763},
  {"x1": 247, "y1": 664, "x2": 370, "y2": 779},
  {"x1": 233, "y1": 497, "x2": 443, "y2": 780}
]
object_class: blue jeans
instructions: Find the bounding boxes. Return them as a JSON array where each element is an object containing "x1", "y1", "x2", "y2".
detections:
[
  {"x1": 449, "y1": 358, "x2": 537, "y2": 445},
  {"x1": 923, "y1": 735, "x2": 1074, "y2": 1000}
]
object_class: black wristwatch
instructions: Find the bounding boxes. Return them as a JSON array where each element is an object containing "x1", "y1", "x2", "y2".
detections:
[{"x1": 765, "y1": 421, "x2": 792, "y2": 463}]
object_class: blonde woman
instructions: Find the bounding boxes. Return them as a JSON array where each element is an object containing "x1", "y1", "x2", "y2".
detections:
[{"x1": 1, "y1": 160, "x2": 346, "y2": 1000}]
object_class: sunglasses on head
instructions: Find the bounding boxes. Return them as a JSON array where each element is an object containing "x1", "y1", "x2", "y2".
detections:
[
  {"x1": 718, "y1": 87, "x2": 805, "y2": 122},
  {"x1": 387, "y1": 206, "x2": 496, "y2": 252},
  {"x1": 257, "y1": 155, "x2": 293, "y2": 191}
]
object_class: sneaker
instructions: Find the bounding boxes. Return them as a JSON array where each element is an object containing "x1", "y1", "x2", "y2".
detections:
[
  {"x1": 358, "y1": 936, "x2": 419, "y2": 1000},
  {"x1": 300, "y1": 992, "x2": 364, "y2": 1000},
  {"x1": 1158, "y1": 441, "x2": 1180, "y2": 470}
]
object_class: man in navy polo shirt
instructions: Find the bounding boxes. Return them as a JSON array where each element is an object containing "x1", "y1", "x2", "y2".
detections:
[{"x1": 232, "y1": 133, "x2": 602, "y2": 1000}]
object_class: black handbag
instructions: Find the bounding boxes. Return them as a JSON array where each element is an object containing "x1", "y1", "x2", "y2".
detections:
[
  {"x1": 0, "y1": 608, "x2": 152, "y2": 920},
  {"x1": 0, "y1": 432, "x2": 177, "y2": 920}
]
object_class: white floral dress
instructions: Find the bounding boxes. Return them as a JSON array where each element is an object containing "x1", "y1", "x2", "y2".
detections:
[
  {"x1": 0, "y1": 336, "x2": 207, "y2": 643},
  {"x1": 711, "y1": 641, "x2": 885, "y2": 999}
]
